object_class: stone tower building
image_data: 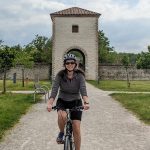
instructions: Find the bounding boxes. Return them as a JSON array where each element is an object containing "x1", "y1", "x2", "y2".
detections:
[{"x1": 50, "y1": 7, "x2": 100, "y2": 80}]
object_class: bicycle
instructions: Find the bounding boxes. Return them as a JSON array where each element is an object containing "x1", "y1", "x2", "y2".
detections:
[{"x1": 52, "y1": 106, "x2": 84, "y2": 150}]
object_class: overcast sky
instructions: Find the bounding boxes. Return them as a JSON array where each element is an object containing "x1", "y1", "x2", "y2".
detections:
[{"x1": 0, "y1": 0, "x2": 150, "y2": 53}]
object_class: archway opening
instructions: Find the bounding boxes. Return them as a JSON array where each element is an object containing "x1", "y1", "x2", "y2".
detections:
[{"x1": 66, "y1": 49, "x2": 85, "y2": 71}]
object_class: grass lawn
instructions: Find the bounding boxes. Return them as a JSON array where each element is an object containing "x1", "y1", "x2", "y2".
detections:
[
  {"x1": 87, "y1": 80, "x2": 150, "y2": 92},
  {"x1": 0, "y1": 80, "x2": 51, "y2": 91},
  {"x1": 0, "y1": 93, "x2": 41, "y2": 141},
  {"x1": 88, "y1": 80, "x2": 150, "y2": 125},
  {"x1": 111, "y1": 93, "x2": 150, "y2": 125}
]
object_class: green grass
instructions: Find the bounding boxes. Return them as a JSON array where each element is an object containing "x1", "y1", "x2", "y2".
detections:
[
  {"x1": 0, "y1": 80, "x2": 51, "y2": 91},
  {"x1": 88, "y1": 80, "x2": 150, "y2": 124},
  {"x1": 111, "y1": 93, "x2": 150, "y2": 125},
  {"x1": 0, "y1": 93, "x2": 41, "y2": 141},
  {"x1": 87, "y1": 80, "x2": 150, "y2": 92}
]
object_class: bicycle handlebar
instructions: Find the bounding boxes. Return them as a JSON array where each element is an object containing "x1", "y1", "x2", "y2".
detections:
[{"x1": 52, "y1": 106, "x2": 84, "y2": 111}]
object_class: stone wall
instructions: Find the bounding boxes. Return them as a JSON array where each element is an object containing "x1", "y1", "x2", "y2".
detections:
[
  {"x1": 1, "y1": 64, "x2": 150, "y2": 80},
  {"x1": 0, "y1": 64, "x2": 51, "y2": 80},
  {"x1": 99, "y1": 65, "x2": 150, "y2": 80}
]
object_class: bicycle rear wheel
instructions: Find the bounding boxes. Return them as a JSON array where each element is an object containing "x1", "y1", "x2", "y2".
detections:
[{"x1": 64, "y1": 136, "x2": 73, "y2": 150}]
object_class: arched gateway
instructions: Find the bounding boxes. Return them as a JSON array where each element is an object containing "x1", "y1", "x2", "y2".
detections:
[{"x1": 50, "y1": 7, "x2": 100, "y2": 80}]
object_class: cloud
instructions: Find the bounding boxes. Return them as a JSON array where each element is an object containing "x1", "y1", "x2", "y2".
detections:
[
  {"x1": 75, "y1": 0, "x2": 150, "y2": 21},
  {"x1": 102, "y1": 19, "x2": 150, "y2": 53},
  {"x1": 20, "y1": 0, "x2": 67, "y2": 11},
  {"x1": 72, "y1": 0, "x2": 150, "y2": 52},
  {"x1": 0, "y1": 22, "x2": 52, "y2": 46},
  {"x1": 0, "y1": 0, "x2": 65, "y2": 45},
  {"x1": 0, "y1": 0, "x2": 67, "y2": 27},
  {"x1": 0, "y1": 0, "x2": 150, "y2": 53}
]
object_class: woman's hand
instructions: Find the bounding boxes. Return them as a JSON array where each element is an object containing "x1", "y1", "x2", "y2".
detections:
[
  {"x1": 47, "y1": 98, "x2": 54, "y2": 112},
  {"x1": 47, "y1": 103, "x2": 53, "y2": 112},
  {"x1": 83, "y1": 103, "x2": 90, "y2": 110},
  {"x1": 82, "y1": 96, "x2": 89, "y2": 110}
]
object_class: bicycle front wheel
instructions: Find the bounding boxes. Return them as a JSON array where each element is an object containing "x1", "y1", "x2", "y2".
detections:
[{"x1": 64, "y1": 136, "x2": 72, "y2": 150}]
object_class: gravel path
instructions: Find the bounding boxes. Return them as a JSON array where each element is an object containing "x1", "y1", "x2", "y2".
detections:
[{"x1": 0, "y1": 83, "x2": 150, "y2": 150}]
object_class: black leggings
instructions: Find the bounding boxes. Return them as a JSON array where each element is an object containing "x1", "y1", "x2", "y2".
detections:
[{"x1": 56, "y1": 98, "x2": 83, "y2": 121}]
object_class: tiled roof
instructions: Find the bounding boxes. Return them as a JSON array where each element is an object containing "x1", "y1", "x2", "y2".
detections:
[{"x1": 50, "y1": 7, "x2": 101, "y2": 19}]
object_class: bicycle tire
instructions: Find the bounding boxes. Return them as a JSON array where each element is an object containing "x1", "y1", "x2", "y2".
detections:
[
  {"x1": 70, "y1": 140, "x2": 75, "y2": 150},
  {"x1": 64, "y1": 136, "x2": 72, "y2": 150}
]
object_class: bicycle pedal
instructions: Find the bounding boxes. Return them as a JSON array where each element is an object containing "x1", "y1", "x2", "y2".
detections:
[{"x1": 56, "y1": 140, "x2": 64, "y2": 144}]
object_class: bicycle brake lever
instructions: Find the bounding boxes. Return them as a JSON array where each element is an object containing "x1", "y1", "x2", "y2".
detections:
[{"x1": 52, "y1": 106, "x2": 57, "y2": 110}]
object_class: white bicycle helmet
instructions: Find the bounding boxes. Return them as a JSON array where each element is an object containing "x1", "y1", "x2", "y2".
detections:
[{"x1": 64, "y1": 53, "x2": 77, "y2": 62}]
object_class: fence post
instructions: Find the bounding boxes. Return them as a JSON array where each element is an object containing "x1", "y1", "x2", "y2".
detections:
[{"x1": 13, "y1": 73, "x2": 16, "y2": 83}]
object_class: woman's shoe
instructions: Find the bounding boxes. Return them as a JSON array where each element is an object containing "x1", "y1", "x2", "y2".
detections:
[{"x1": 56, "y1": 132, "x2": 64, "y2": 144}]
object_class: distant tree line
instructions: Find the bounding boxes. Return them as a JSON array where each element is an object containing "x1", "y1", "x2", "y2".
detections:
[
  {"x1": 1, "y1": 31, "x2": 150, "y2": 71},
  {"x1": 98, "y1": 30, "x2": 150, "y2": 69},
  {"x1": 0, "y1": 35, "x2": 52, "y2": 66},
  {"x1": 98, "y1": 30, "x2": 150, "y2": 87},
  {"x1": 0, "y1": 35, "x2": 52, "y2": 93}
]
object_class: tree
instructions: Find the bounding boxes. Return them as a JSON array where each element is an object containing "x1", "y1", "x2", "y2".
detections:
[
  {"x1": 98, "y1": 30, "x2": 116, "y2": 64},
  {"x1": 136, "y1": 52, "x2": 150, "y2": 69},
  {"x1": 0, "y1": 45, "x2": 15, "y2": 93},
  {"x1": 13, "y1": 46, "x2": 34, "y2": 87},
  {"x1": 25, "y1": 35, "x2": 52, "y2": 63},
  {"x1": 42, "y1": 38, "x2": 52, "y2": 64},
  {"x1": 136, "y1": 46, "x2": 150, "y2": 69},
  {"x1": 121, "y1": 55, "x2": 130, "y2": 88},
  {"x1": 0, "y1": 40, "x2": 3, "y2": 45},
  {"x1": 148, "y1": 45, "x2": 150, "y2": 52},
  {"x1": 117, "y1": 53, "x2": 138, "y2": 65}
]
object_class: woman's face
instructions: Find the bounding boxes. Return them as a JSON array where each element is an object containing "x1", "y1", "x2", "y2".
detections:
[{"x1": 65, "y1": 60, "x2": 76, "y2": 71}]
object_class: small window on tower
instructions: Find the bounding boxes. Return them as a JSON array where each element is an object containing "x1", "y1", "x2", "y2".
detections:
[{"x1": 72, "y1": 25, "x2": 79, "y2": 33}]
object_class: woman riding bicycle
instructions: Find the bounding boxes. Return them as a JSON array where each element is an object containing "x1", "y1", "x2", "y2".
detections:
[{"x1": 47, "y1": 53, "x2": 89, "y2": 150}]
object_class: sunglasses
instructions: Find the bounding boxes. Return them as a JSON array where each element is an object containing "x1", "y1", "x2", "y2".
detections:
[{"x1": 65, "y1": 62, "x2": 75, "y2": 65}]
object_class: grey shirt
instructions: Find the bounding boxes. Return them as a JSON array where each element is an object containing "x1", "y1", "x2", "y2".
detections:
[{"x1": 50, "y1": 70, "x2": 87, "y2": 101}]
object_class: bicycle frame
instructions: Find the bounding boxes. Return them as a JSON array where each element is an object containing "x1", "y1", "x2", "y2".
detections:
[
  {"x1": 52, "y1": 106, "x2": 83, "y2": 150},
  {"x1": 64, "y1": 109, "x2": 74, "y2": 150}
]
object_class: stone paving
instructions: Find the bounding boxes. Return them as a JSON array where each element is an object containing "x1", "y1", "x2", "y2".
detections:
[{"x1": 0, "y1": 83, "x2": 150, "y2": 150}]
